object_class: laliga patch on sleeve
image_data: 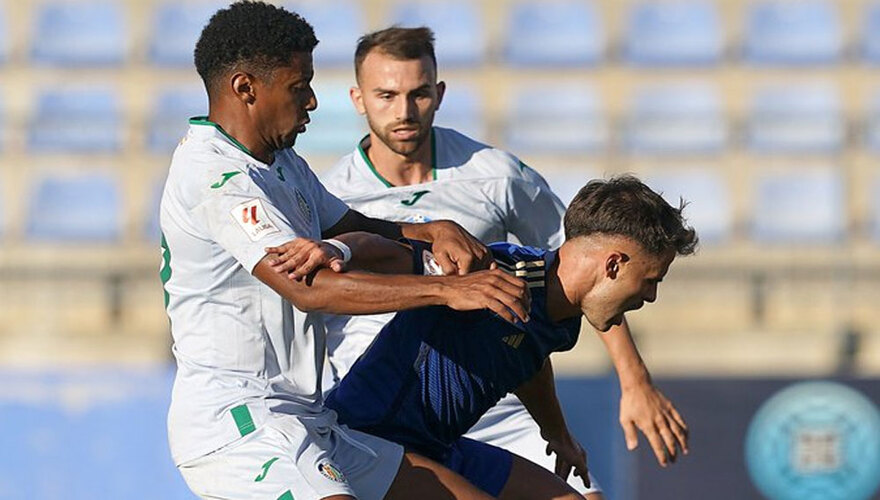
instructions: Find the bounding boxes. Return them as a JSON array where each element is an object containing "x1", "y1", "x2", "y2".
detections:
[{"x1": 231, "y1": 198, "x2": 280, "y2": 242}]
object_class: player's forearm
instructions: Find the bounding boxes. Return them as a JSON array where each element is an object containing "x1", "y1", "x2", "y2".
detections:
[
  {"x1": 514, "y1": 358, "x2": 570, "y2": 440},
  {"x1": 331, "y1": 232, "x2": 414, "y2": 275},
  {"x1": 254, "y1": 258, "x2": 447, "y2": 314},
  {"x1": 599, "y1": 316, "x2": 652, "y2": 390}
]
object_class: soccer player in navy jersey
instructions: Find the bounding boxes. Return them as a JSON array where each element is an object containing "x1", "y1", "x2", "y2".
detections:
[{"x1": 266, "y1": 175, "x2": 697, "y2": 498}]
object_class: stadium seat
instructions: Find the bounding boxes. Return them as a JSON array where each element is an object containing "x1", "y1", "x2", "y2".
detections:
[
  {"x1": 0, "y1": 6, "x2": 8, "y2": 64},
  {"x1": 644, "y1": 170, "x2": 732, "y2": 244},
  {"x1": 28, "y1": 87, "x2": 123, "y2": 153},
  {"x1": 504, "y1": 85, "x2": 607, "y2": 154},
  {"x1": 864, "y1": 3, "x2": 880, "y2": 63},
  {"x1": 752, "y1": 169, "x2": 845, "y2": 244},
  {"x1": 390, "y1": 2, "x2": 485, "y2": 66},
  {"x1": 624, "y1": 83, "x2": 726, "y2": 155},
  {"x1": 504, "y1": 0, "x2": 604, "y2": 66},
  {"x1": 744, "y1": 0, "x2": 842, "y2": 65},
  {"x1": 147, "y1": 87, "x2": 208, "y2": 153},
  {"x1": 294, "y1": 81, "x2": 364, "y2": 155},
  {"x1": 746, "y1": 84, "x2": 844, "y2": 154},
  {"x1": 149, "y1": 2, "x2": 222, "y2": 67},
  {"x1": 144, "y1": 178, "x2": 165, "y2": 242},
  {"x1": 26, "y1": 173, "x2": 121, "y2": 242},
  {"x1": 31, "y1": 2, "x2": 127, "y2": 66},
  {"x1": 541, "y1": 167, "x2": 600, "y2": 207},
  {"x1": 624, "y1": 1, "x2": 722, "y2": 66},
  {"x1": 286, "y1": 1, "x2": 364, "y2": 67},
  {"x1": 434, "y1": 84, "x2": 487, "y2": 143}
]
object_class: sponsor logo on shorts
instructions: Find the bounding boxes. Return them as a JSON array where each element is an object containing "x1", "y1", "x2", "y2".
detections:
[
  {"x1": 317, "y1": 461, "x2": 347, "y2": 483},
  {"x1": 231, "y1": 198, "x2": 280, "y2": 242},
  {"x1": 254, "y1": 457, "x2": 280, "y2": 482}
]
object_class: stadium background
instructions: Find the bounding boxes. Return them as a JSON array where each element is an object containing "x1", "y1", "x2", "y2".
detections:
[{"x1": 0, "y1": 0, "x2": 879, "y2": 498}]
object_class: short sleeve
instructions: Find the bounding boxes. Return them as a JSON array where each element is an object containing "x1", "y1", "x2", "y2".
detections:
[
  {"x1": 505, "y1": 162, "x2": 566, "y2": 248},
  {"x1": 193, "y1": 176, "x2": 300, "y2": 273}
]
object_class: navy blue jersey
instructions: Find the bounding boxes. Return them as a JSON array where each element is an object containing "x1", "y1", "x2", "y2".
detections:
[{"x1": 325, "y1": 242, "x2": 581, "y2": 461}]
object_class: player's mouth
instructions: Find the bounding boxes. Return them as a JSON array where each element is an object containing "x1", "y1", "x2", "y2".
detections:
[
  {"x1": 296, "y1": 119, "x2": 309, "y2": 133},
  {"x1": 391, "y1": 126, "x2": 420, "y2": 140}
]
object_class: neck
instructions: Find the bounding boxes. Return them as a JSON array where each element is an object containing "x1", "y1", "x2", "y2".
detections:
[
  {"x1": 545, "y1": 242, "x2": 591, "y2": 323},
  {"x1": 365, "y1": 130, "x2": 433, "y2": 186},
  {"x1": 207, "y1": 108, "x2": 275, "y2": 164}
]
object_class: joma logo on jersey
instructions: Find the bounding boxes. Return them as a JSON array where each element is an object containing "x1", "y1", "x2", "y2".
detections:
[
  {"x1": 211, "y1": 171, "x2": 242, "y2": 189},
  {"x1": 231, "y1": 199, "x2": 280, "y2": 242},
  {"x1": 401, "y1": 190, "x2": 430, "y2": 206}
]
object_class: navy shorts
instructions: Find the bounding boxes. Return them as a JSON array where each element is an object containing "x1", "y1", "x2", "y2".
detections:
[{"x1": 444, "y1": 437, "x2": 513, "y2": 496}]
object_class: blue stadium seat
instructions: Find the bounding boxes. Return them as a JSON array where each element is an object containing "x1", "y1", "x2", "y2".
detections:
[
  {"x1": 391, "y1": 2, "x2": 485, "y2": 66},
  {"x1": 645, "y1": 170, "x2": 731, "y2": 244},
  {"x1": 28, "y1": 88, "x2": 123, "y2": 153},
  {"x1": 434, "y1": 84, "x2": 487, "y2": 143},
  {"x1": 625, "y1": 1, "x2": 722, "y2": 66},
  {"x1": 31, "y1": 2, "x2": 126, "y2": 66},
  {"x1": 505, "y1": 85, "x2": 607, "y2": 154},
  {"x1": 745, "y1": 0, "x2": 842, "y2": 65},
  {"x1": 541, "y1": 168, "x2": 601, "y2": 207},
  {"x1": 287, "y1": 1, "x2": 364, "y2": 67},
  {"x1": 625, "y1": 83, "x2": 726, "y2": 155},
  {"x1": 747, "y1": 84, "x2": 843, "y2": 154},
  {"x1": 864, "y1": 3, "x2": 880, "y2": 63},
  {"x1": 27, "y1": 173, "x2": 121, "y2": 242},
  {"x1": 294, "y1": 81, "x2": 364, "y2": 155},
  {"x1": 0, "y1": 6, "x2": 8, "y2": 64},
  {"x1": 149, "y1": 2, "x2": 221, "y2": 67},
  {"x1": 147, "y1": 87, "x2": 208, "y2": 153},
  {"x1": 504, "y1": 1, "x2": 603, "y2": 66},
  {"x1": 752, "y1": 169, "x2": 845, "y2": 244}
]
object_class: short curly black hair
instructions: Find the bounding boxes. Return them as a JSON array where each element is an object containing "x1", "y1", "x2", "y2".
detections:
[{"x1": 194, "y1": 1, "x2": 319, "y2": 93}]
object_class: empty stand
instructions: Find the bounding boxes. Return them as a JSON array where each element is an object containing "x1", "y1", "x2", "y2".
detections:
[
  {"x1": 645, "y1": 170, "x2": 732, "y2": 244},
  {"x1": 147, "y1": 87, "x2": 208, "y2": 153},
  {"x1": 28, "y1": 88, "x2": 123, "y2": 153},
  {"x1": 31, "y1": 2, "x2": 127, "y2": 66},
  {"x1": 744, "y1": 0, "x2": 842, "y2": 65},
  {"x1": 624, "y1": 83, "x2": 726, "y2": 155},
  {"x1": 288, "y1": 1, "x2": 364, "y2": 67},
  {"x1": 149, "y1": 2, "x2": 221, "y2": 67},
  {"x1": 624, "y1": 1, "x2": 722, "y2": 66},
  {"x1": 294, "y1": 81, "x2": 364, "y2": 155},
  {"x1": 541, "y1": 167, "x2": 601, "y2": 206},
  {"x1": 747, "y1": 84, "x2": 844, "y2": 154},
  {"x1": 504, "y1": 85, "x2": 607, "y2": 154},
  {"x1": 751, "y1": 169, "x2": 845, "y2": 244},
  {"x1": 391, "y1": 2, "x2": 485, "y2": 67},
  {"x1": 504, "y1": 0, "x2": 603, "y2": 66},
  {"x1": 26, "y1": 173, "x2": 121, "y2": 243},
  {"x1": 433, "y1": 84, "x2": 487, "y2": 143}
]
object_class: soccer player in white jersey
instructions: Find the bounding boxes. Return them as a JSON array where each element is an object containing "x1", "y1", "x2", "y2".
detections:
[
  {"x1": 161, "y1": 4, "x2": 535, "y2": 499},
  {"x1": 319, "y1": 27, "x2": 690, "y2": 498}
]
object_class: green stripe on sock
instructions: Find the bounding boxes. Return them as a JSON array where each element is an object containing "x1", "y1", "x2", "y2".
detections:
[{"x1": 230, "y1": 404, "x2": 255, "y2": 436}]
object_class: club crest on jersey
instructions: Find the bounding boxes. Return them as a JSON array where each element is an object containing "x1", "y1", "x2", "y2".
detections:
[
  {"x1": 231, "y1": 198, "x2": 279, "y2": 242},
  {"x1": 317, "y1": 461, "x2": 347, "y2": 483},
  {"x1": 295, "y1": 188, "x2": 312, "y2": 222}
]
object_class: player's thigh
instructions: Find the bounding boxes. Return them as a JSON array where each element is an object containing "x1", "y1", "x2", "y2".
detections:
[
  {"x1": 498, "y1": 454, "x2": 581, "y2": 500},
  {"x1": 384, "y1": 451, "x2": 493, "y2": 500},
  {"x1": 466, "y1": 396, "x2": 601, "y2": 496}
]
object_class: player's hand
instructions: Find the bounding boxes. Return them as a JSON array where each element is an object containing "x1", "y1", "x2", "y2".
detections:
[
  {"x1": 619, "y1": 381, "x2": 689, "y2": 467},
  {"x1": 441, "y1": 269, "x2": 530, "y2": 323},
  {"x1": 545, "y1": 431, "x2": 590, "y2": 488},
  {"x1": 412, "y1": 220, "x2": 494, "y2": 275},
  {"x1": 265, "y1": 238, "x2": 346, "y2": 281}
]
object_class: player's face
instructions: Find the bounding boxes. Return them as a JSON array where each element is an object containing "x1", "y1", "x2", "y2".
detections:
[
  {"x1": 581, "y1": 245, "x2": 675, "y2": 333},
  {"x1": 351, "y1": 51, "x2": 445, "y2": 157},
  {"x1": 253, "y1": 51, "x2": 317, "y2": 151}
]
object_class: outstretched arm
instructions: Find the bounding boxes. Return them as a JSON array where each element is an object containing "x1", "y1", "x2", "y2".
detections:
[
  {"x1": 600, "y1": 317, "x2": 689, "y2": 467},
  {"x1": 514, "y1": 358, "x2": 590, "y2": 487}
]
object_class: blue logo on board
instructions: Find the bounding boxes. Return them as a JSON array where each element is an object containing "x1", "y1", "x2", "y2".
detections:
[{"x1": 745, "y1": 381, "x2": 880, "y2": 500}]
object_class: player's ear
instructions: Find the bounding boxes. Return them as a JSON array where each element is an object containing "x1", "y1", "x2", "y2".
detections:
[
  {"x1": 605, "y1": 252, "x2": 626, "y2": 279},
  {"x1": 231, "y1": 72, "x2": 257, "y2": 105},
  {"x1": 435, "y1": 81, "x2": 446, "y2": 109},
  {"x1": 350, "y1": 86, "x2": 366, "y2": 115}
]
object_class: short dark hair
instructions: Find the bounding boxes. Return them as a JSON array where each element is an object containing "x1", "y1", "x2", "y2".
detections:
[
  {"x1": 354, "y1": 26, "x2": 437, "y2": 81},
  {"x1": 564, "y1": 175, "x2": 698, "y2": 256},
  {"x1": 194, "y1": 1, "x2": 318, "y2": 93}
]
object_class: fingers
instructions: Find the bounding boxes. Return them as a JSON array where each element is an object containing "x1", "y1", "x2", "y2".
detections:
[
  {"x1": 434, "y1": 251, "x2": 458, "y2": 276},
  {"x1": 622, "y1": 420, "x2": 639, "y2": 451},
  {"x1": 669, "y1": 407, "x2": 689, "y2": 454},
  {"x1": 641, "y1": 422, "x2": 671, "y2": 467}
]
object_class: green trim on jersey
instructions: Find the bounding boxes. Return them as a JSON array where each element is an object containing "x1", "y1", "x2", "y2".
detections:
[
  {"x1": 231, "y1": 404, "x2": 256, "y2": 436},
  {"x1": 357, "y1": 128, "x2": 437, "y2": 188},
  {"x1": 160, "y1": 233, "x2": 172, "y2": 309},
  {"x1": 189, "y1": 116, "x2": 258, "y2": 160},
  {"x1": 278, "y1": 491, "x2": 295, "y2": 500}
]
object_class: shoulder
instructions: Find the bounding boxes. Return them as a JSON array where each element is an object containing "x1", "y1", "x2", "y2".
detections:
[
  {"x1": 167, "y1": 138, "x2": 251, "y2": 206},
  {"x1": 433, "y1": 127, "x2": 533, "y2": 181},
  {"x1": 488, "y1": 242, "x2": 547, "y2": 267},
  {"x1": 320, "y1": 149, "x2": 376, "y2": 199}
]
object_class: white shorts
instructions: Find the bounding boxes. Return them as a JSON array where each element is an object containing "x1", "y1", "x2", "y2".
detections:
[
  {"x1": 464, "y1": 394, "x2": 602, "y2": 495},
  {"x1": 178, "y1": 413, "x2": 404, "y2": 500}
]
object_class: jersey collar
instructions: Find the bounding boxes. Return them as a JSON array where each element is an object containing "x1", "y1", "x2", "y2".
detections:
[
  {"x1": 188, "y1": 116, "x2": 268, "y2": 166},
  {"x1": 356, "y1": 128, "x2": 438, "y2": 188}
]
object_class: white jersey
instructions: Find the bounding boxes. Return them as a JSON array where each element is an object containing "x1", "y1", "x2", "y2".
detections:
[
  {"x1": 161, "y1": 118, "x2": 349, "y2": 465},
  {"x1": 320, "y1": 126, "x2": 566, "y2": 382}
]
